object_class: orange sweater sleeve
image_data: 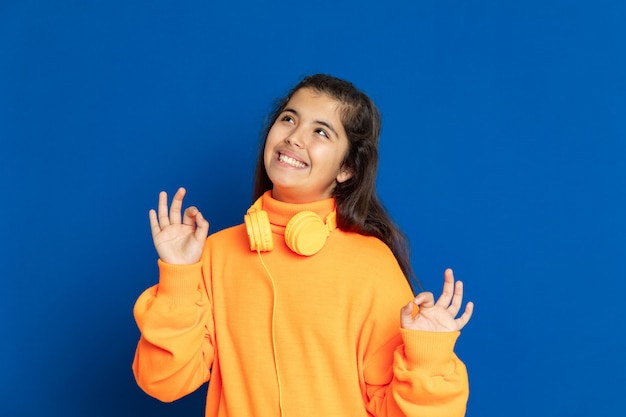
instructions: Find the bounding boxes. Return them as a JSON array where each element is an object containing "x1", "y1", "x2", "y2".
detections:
[
  {"x1": 132, "y1": 259, "x2": 215, "y2": 403},
  {"x1": 365, "y1": 329, "x2": 469, "y2": 417}
]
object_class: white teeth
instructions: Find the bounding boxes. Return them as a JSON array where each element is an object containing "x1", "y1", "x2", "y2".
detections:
[{"x1": 278, "y1": 154, "x2": 306, "y2": 168}]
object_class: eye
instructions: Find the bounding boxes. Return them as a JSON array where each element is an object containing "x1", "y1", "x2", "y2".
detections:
[
  {"x1": 281, "y1": 115, "x2": 295, "y2": 124},
  {"x1": 315, "y1": 128, "x2": 329, "y2": 138}
]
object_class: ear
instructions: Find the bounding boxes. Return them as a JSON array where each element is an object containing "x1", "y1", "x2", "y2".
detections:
[{"x1": 336, "y1": 167, "x2": 353, "y2": 184}]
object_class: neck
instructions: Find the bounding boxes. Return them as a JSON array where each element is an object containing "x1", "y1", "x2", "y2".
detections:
[{"x1": 270, "y1": 188, "x2": 334, "y2": 205}]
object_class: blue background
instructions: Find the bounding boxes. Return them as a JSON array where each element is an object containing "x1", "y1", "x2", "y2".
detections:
[{"x1": 1, "y1": 1, "x2": 624, "y2": 416}]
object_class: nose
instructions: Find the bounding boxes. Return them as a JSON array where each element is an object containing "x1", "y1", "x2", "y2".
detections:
[{"x1": 285, "y1": 130, "x2": 304, "y2": 148}]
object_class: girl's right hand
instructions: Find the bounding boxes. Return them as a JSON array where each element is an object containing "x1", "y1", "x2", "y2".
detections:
[{"x1": 149, "y1": 187, "x2": 210, "y2": 265}]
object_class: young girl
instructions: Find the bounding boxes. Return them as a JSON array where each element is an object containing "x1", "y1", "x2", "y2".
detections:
[{"x1": 133, "y1": 74, "x2": 474, "y2": 417}]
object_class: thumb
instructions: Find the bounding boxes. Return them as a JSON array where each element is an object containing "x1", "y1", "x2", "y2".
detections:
[
  {"x1": 400, "y1": 301, "x2": 415, "y2": 328},
  {"x1": 194, "y1": 211, "x2": 210, "y2": 241}
]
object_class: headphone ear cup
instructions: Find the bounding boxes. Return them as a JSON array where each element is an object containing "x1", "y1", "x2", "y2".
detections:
[
  {"x1": 245, "y1": 210, "x2": 274, "y2": 252},
  {"x1": 284, "y1": 211, "x2": 330, "y2": 256}
]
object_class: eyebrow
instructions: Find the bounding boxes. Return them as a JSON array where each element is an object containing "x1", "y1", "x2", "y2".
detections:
[{"x1": 283, "y1": 108, "x2": 339, "y2": 137}]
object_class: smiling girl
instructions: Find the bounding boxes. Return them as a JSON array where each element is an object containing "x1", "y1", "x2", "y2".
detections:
[{"x1": 133, "y1": 74, "x2": 474, "y2": 417}]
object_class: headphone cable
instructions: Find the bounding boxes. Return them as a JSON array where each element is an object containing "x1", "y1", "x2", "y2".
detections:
[{"x1": 256, "y1": 249, "x2": 284, "y2": 416}]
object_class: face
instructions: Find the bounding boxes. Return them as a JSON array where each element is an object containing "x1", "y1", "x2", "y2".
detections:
[{"x1": 264, "y1": 87, "x2": 352, "y2": 203}]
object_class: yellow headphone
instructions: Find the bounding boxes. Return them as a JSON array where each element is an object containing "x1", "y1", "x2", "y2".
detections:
[{"x1": 244, "y1": 197, "x2": 337, "y2": 256}]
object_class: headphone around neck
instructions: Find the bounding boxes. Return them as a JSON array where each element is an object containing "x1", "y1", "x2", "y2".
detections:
[{"x1": 244, "y1": 197, "x2": 337, "y2": 256}]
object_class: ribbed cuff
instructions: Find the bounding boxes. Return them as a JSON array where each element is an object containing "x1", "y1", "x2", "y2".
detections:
[
  {"x1": 156, "y1": 259, "x2": 203, "y2": 305},
  {"x1": 400, "y1": 329, "x2": 460, "y2": 372}
]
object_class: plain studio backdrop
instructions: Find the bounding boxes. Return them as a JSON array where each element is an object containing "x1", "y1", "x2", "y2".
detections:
[{"x1": 1, "y1": 1, "x2": 624, "y2": 416}]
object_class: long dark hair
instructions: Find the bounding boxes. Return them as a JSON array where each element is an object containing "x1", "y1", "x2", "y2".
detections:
[{"x1": 253, "y1": 74, "x2": 418, "y2": 291}]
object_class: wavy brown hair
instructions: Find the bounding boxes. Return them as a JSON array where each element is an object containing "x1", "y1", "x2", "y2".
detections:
[{"x1": 253, "y1": 74, "x2": 418, "y2": 291}]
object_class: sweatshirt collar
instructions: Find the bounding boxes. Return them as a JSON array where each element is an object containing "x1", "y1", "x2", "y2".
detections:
[{"x1": 260, "y1": 190, "x2": 336, "y2": 228}]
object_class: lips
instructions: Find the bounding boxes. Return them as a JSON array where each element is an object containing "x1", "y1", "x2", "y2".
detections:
[{"x1": 277, "y1": 152, "x2": 307, "y2": 168}]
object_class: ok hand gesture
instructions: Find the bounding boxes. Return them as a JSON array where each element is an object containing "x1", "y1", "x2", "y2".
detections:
[
  {"x1": 149, "y1": 187, "x2": 210, "y2": 265},
  {"x1": 401, "y1": 269, "x2": 474, "y2": 332}
]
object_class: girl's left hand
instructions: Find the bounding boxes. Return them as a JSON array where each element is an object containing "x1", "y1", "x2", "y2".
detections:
[{"x1": 401, "y1": 268, "x2": 474, "y2": 332}]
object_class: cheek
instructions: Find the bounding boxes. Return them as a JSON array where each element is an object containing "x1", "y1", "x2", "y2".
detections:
[
  {"x1": 263, "y1": 141, "x2": 273, "y2": 168},
  {"x1": 264, "y1": 126, "x2": 282, "y2": 151},
  {"x1": 317, "y1": 149, "x2": 345, "y2": 175},
  {"x1": 336, "y1": 143, "x2": 350, "y2": 169}
]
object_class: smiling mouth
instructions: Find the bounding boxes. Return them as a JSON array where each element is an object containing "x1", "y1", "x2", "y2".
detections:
[{"x1": 278, "y1": 153, "x2": 307, "y2": 168}]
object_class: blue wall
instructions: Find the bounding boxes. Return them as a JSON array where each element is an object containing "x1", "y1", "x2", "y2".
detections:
[{"x1": 1, "y1": 1, "x2": 624, "y2": 416}]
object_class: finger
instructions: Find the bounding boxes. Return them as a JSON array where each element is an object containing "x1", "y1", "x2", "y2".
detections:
[
  {"x1": 435, "y1": 268, "x2": 455, "y2": 308},
  {"x1": 194, "y1": 210, "x2": 210, "y2": 241},
  {"x1": 183, "y1": 206, "x2": 198, "y2": 226},
  {"x1": 169, "y1": 187, "x2": 186, "y2": 224},
  {"x1": 148, "y1": 209, "x2": 161, "y2": 239},
  {"x1": 455, "y1": 301, "x2": 474, "y2": 330},
  {"x1": 413, "y1": 291, "x2": 435, "y2": 308},
  {"x1": 447, "y1": 280, "x2": 465, "y2": 317},
  {"x1": 157, "y1": 191, "x2": 170, "y2": 227}
]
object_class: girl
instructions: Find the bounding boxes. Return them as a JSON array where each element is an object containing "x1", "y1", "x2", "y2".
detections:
[{"x1": 133, "y1": 74, "x2": 474, "y2": 417}]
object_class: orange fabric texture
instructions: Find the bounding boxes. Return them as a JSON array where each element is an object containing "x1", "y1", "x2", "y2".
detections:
[{"x1": 133, "y1": 192, "x2": 469, "y2": 416}]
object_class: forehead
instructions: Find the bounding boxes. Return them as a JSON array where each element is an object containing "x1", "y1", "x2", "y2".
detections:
[{"x1": 286, "y1": 88, "x2": 343, "y2": 118}]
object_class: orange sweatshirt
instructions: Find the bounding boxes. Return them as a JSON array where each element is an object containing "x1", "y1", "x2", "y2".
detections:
[{"x1": 133, "y1": 192, "x2": 469, "y2": 417}]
